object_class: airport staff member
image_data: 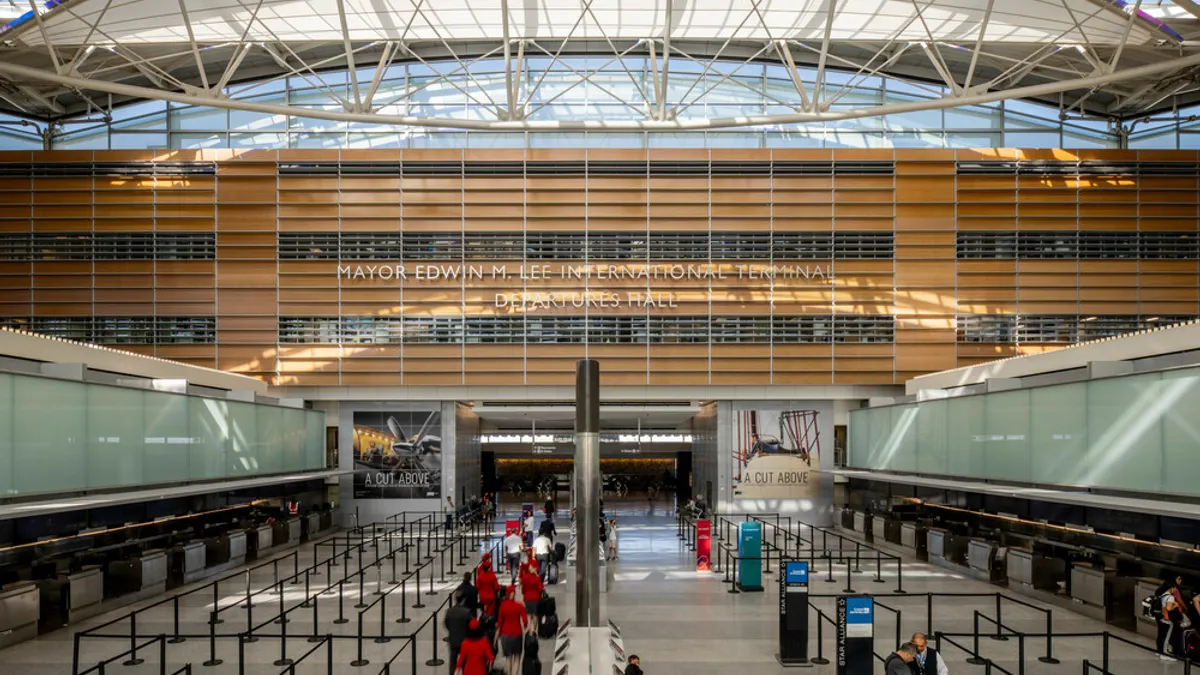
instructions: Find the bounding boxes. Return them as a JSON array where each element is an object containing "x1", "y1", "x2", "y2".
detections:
[{"x1": 909, "y1": 632, "x2": 948, "y2": 675}]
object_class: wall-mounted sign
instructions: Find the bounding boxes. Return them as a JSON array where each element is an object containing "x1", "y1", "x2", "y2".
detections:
[{"x1": 352, "y1": 410, "x2": 442, "y2": 499}]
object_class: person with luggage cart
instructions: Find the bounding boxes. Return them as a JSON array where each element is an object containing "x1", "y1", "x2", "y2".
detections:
[{"x1": 1157, "y1": 574, "x2": 1187, "y2": 660}]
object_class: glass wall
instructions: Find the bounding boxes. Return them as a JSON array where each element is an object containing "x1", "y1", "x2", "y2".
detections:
[
  {"x1": 0, "y1": 370, "x2": 325, "y2": 497},
  {"x1": 848, "y1": 365, "x2": 1200, "y2": 497},
  {"x1": 0, "y1": 58, "x2": 1156, "y2": 151}
]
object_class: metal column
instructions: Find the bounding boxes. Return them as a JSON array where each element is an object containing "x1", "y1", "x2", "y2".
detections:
[{"x1": 574, "y1": 359, "x2": 601, "y2": 627}]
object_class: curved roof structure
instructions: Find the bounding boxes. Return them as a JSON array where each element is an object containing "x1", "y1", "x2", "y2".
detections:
[{"x1": 0, "y1": 0, "x2": 1198, "y2": 127}]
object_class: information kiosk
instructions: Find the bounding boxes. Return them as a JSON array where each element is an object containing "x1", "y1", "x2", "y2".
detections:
[
  {"x1": 836, "y1": 595, "x2": 874, "y2": 675},
  {"x1": 777, "y1": 561, "x2": 812, "y2": 667},
  {"x1": 736, "y1": 521, "x2": 763, "y2": 592}
]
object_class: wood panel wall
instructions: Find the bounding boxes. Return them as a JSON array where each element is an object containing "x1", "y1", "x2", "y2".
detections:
[{"x1": 0, "y1": 147, "x2": 1197, "y2": 388}]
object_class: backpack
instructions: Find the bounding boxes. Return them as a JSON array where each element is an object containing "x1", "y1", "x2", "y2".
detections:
[{"x1": 1144, "y1": 594, "x2": 1163, "y2": 619}]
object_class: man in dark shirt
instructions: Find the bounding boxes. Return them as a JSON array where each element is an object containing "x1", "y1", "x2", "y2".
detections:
[
  {"x1": 444, "y1": 591, "x2": 473, "y2": 675},
  {"x1": 884, "y1": 643, "x2": 917, "y2": 675},
  {"x1": 624, "y1": 654, "x2": 643, "y2": 675},
  {"x1": 456, "y1": 572, "x2": 479, "y2": 614}
]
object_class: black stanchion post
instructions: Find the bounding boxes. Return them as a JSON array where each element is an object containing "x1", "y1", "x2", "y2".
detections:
[
  {"x1": 351, "y1": 614, "x2": 369, "y2": 667},
  {"x1": 375, "y1": 592, "x2": 391, "y2": 644},
  {"x1": 1017, "y1": 633, "x2": 1025, "y2": 675},
  {"x1": 1039, "y1": 607, "x2": 1059, "y2": 664},
  {"x1": 356, "y1": 567, "x2": 367, "y2": 609},
  {"x1": 824, "y1": 547, "x2": 835, "y2": 583},
  {"x1": 853, "y1": 541, "x2": 861, "y2": 572},
  {"x1": 302, "y1": 570, "x2": 312, "y2": 608},
  {"x1": 375, "y1": 563, "x2": 385, "y2": 596},
  {"x1": 274, "y1": 605, "x2": 292, "y2": 667},
  {"x1": 334, "y1": 580, "x2": 348, "y2": 625},
  {"x1": 390, "y1": 548, "x2": 398, "y2": 585},
  {"x1": 992, "y1": 595, "x2": 1006, "y2": 641},
  {"x1": 843, "y1": 551, "x2": 855, "y2": 594},
  {"x1": 211, "y1": 583, "x2": 223, "y2": 625},
  {"x1": 203, "y1": 612, "x2": 222, "y2": 667},
  {"x1": 896, "y1": 557, "x2": 906, "y2": 593},
  {"x1": 404, "y1": 537, "x2": 412, "y2": 574},
  {"x1": 927, "y1": 593, "x2": 933, "y2": 634},
  {"x1": 397, "y1": 579, "x2": 411, "y2": 624},
  {"x1": 428, "y1": 559, "x2": 436, "y2": 595},
  {"x1": 308, "y1": 586, "x2": 322, "y2": 642},
  {"x1": 170, "y1": 596, "x2": 185, "y2": 643},
  {"x1": 728, "y1": 556, "x2": 740, "y2": 594},
  {"x1": 426, "y1": 611, "x2": 445, "y2": 667},
  {"x1": 811, "y1": 609, "x2": 830, "y2": 665},
  {"x1": 293, "y1": 551, "x2": 300, "y2": 584},
  {"x1": 275, "y1": 581, "x2": 288, "y2": 624},
  {"x1": 1103, "y1": 632, "x2": 1110, "y2": 675},
  {"x1": 123, "y1": 614, "x2": 144, "y2": 666},
  {"x1": 967, "y1": 612, "x2": 985, "y2": 665},
  {"x1": 874, "y1": 550, "x2": 884, "y2": 583},
  {"x1": 414, "y1": 567, "x2": 425, "y2": 609}
]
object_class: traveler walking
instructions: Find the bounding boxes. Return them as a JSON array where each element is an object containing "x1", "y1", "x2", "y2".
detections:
[
  {"x1": 453, "y1": 618, "x2": 495, "y2": 675},
  {"x1": 624, "y1": 655, "x2": 643, "y2": 675},
  {"x1": 532, "y1": 532, "x2": 553, "y2": 581},
  {"x1": 456, "y1": 572, "x2": 479, "y2": 614},
  {"x1": 1157, "y1": 575, "x2": 1187, "y2": 660},
  {"x1": 505, "y1": 528, "x2": 524, "y2": 583},
  {"x1": 445, "y1": 591, "x2": 473, "y2": 675},
  {"x1": 884, "y1": 643, "x2": 917, "y2": 675},
  {"x1": 476, "y1": 559, "x2": 501, "y2": 617},
  {"x1": 520, "y1": 565, "x2": 544, "y2": 625},
  {"x1": 495, "y1": 587, "x2": 529, "y2": 675},
  {"x1": 606, "y1": 519, "x2": 619, "y2": 560}
]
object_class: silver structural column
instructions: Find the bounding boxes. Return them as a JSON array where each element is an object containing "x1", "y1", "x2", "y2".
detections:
[{"x1": 574, "y1": 359, "x2": 601, "y2": 628}]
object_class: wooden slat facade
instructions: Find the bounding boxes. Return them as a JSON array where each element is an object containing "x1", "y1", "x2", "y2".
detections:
[{"x1": 0, "y1": 147, "x2": 1197, "y2": 387}]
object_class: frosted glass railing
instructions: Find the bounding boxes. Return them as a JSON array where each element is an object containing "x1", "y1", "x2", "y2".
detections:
[
  {"x1": 0, "y1": 370, "x2": 325, "y2": 497},
  {"x1": 848, "y1": 365, "x2": 1200, "y2": 496}
]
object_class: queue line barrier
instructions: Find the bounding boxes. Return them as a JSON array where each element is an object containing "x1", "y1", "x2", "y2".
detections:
[{"x1": 71, "y1": 515, "x2": 490, "y2": 674}]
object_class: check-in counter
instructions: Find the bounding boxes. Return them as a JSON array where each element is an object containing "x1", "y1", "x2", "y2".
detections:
[
  {"x1": 1006, "y1": 548, "x2": 1064, "y2": 592},
  {"x1": 105, "y1": 550, "x2": 167, "y2": 597},
  {"x1": 0, "y1": 582, "x2": 39, "y2": 649},
  {"x1": 840, "y1": 508, "x2": 855, "y2": 531},
  {"x1": 65, "y1": 567, "x2": 104, "y2": 623},
  {"x1": 853, "y1": 512, "x2": 872, "y2": 541},
  {"x1": 928, "y1": 528, "x2": 968, "y2": 565},
  {"x1": 967, "y1": 539, "x2": 1006, "y2": 583},
  {"x1": 248, "y1": 524, "x2": 274, "y2": 559},
  {"x1": 140, "y1": 550, "x2": 168, "y2": 591},
  {"x1": 288, "y1": 518, "x2": 302, "y2": 545},
  {"x1": 271, "y1": 520, "x2": 289, "y2": 546},
  {"x1": 1071, "y1": 564, "x2": 1114, "y2": 620},
  {"x1": 900, "y1": 523, "x2": 927, "y2": 558},
  {"x1": 172, "y1": 541, "x2": 207, "y2": 585},
  {"x1": 1135, "y1": 577, "x2": 1164, "y2": 638},
  {"x1": 872, "y1": 517, "x2": 886, "y2": 543},
  {"x1": 228, "y1": 530, "x2": 247, "y2": 564},
  {"x1": 304, "y1": 513, "x2": 322, "y2": 541}
]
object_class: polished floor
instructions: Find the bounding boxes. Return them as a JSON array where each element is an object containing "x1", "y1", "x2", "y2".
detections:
[{"x1": 5, "y1": 500, "x2": 1188, "y2": 674}]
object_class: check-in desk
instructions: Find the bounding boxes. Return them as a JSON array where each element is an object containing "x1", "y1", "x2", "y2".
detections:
[
  {"x1": 64, "y1": 567, "x2": 104, "y2": 624},
  {"x1": 967, "y1": 539, "x2": 1006, "y2": 583},
  {"x1": 287, "y1": 518, "x2": 302, "y2": 545},
  {"x1": 247, "y1": 525, "x2": 273, "y2": 559},
  {"x1": 927, "y1": 528, "x2": 968, "y2": 565},
  {"x1": 1071, "y1": 564, "x2": 1114, "y2": 621},
  {"x1": 304, "y1": 513, "x2": 321, "y2": 541},
  {"x1": 1134, "y1": 577, "x2": 1164, "y2": 638},
  {"x1": 839, "y1": 508, "x2": 855, "y2": 531},
  {"x1": 0, "y1": 582, "x2": 39, "y2": 649},
  {"x1": 900, "y1": 523, "x2": 927, "y2": 559},
  {"x1": 271, "y1": 520, "x2": 289, "y2": 547},
  {"x1": 854, "y1": 512, "x2": 872, "y2": 542},
  {"x1": 172, "y1": 541, "x2": 207, "y2": 585},
  {"x1": 323, "y1": 510, "x2": 335, "y2": 531},
  {"x1": 1006, "y1": 548, "x2": 1064, "y2": 592},
  {"x1": 872, "y1": 516, "x2": 886, "y2": 544},
  {"x1": 106, "y1": 549, "x2": 167, "y2": 597}
]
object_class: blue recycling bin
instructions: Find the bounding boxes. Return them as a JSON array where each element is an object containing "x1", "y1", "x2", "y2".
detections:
[{"x1": 737, "y1": 521, "x2": 763, "y2": 591}]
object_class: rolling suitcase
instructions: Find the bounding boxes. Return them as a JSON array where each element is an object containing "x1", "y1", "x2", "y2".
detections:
[
  {"x1": 546, "y1": 562, "x2": 559, "y2": 585},
  {"x1": 522, "y1": 634, "x2": 542, "y2": 675},
  {"x1": 554, "y1": 542, "x2": 566, "y2": 563}
]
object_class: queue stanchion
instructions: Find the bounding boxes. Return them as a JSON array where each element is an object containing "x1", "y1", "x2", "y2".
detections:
[
  {"x1": 852, "y1": 541, "x2": 861, "y2": 573},
  {"x1": 374, "y1": 563, "x2": 385, "y2": 596},
  {"x1": 375, "y1": 592, "x2": 391, "y2": 644},
  {"x1": 122, "y1": 614, "x2": 144, "y2": 666},
  {"x1": 355, "y1": 567, "x2": 367, "y2": 609},
  {"x1": 413, "y1": 566, "x2": 425, "y2": 609},
  {"x1": 203, "y1": 612, "x2": 222, "y2": 667},
  {"x1": 966, "y1": 612, "x2": 986, "y2": 665},
  {"x1": 874, "y1": 550, "x2": 885, "y2": 583},
  {"x1": 334, "y1": 580, "x2": 348, "y2": 625},
  {"x1": 404, "y1": 536, "x2": 412, "y2": 574},
  {"x1": 810, "y1": 607, "x2": 830, "y2": 665},
  {"x1": 426, "y1": 610, "x2": 446, "y2": 667},
  {"x1": 275, "y1": 580, "x2": 289, "y2": 624},
  {"x1": 1039, "y1": 607, "x2": 1059, "y2": 664},
  {"x1": 211, "y1": 583, "x2": 223, "y2": 625},
  {"x1": 843, "y1": 551, "x2": 855, "y2": 594},
  {"x1": 396, "y1": 579, "x2": 410, "y2": 624},
  {"x1": 243, "y1": 578, "x2": 258, "y2": 642},
  {"x1": 293, "y1": 550, "x2": 300, "y2": 584},
  {"x1": 728, "y1": 554, "x2": 741, "y2": 594},
  {"x1": 274, "y1": 605, "x2": 293, "y2": 667},
  {"x1": 390, "y1": 553, "x2": 399, "y2": 586},
  {"x1": 169, "y1": 596, "x2": 184, "y2": 643},
  {"x1": 308, "y1": 585, "x2": 322, "y2": 642},
  {"x1": 428, "y1": 558, "x2": 436, "y2": 596},
  {"x1": 896, "y1": 557, "x2": 907, "y2": 593},
  {"x1": 992, "y1": 595, "x2": 1008, "y2": 641},
  {"x1": 351, "y1": 613, "x2": 369, "y2": 667}
]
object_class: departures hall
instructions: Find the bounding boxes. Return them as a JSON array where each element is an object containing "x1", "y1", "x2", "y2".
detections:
[{"x1": 3, "y1": 1, "x2": 1200, "y2": 674}]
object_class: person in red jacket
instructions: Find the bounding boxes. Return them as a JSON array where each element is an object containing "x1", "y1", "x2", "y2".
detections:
[
  {"x1": 495, "y1": 587, "x2": 528, "y2": 675},
  {"x1": 520, "y1": 567, "x2": 544, "y2": 623},
  {"x1": 475, "y1": 559, "x2": 501, "y2": 617},
  {"x1": 455, "y1": 618, "x2": 495, "y2": 675}
]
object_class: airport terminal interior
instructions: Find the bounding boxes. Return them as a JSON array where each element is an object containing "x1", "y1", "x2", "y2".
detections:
[{"x1": 6, "y1": 0, "x2": 1200, "y2": 674}]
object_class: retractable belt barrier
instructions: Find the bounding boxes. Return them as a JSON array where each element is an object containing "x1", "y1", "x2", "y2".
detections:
[{"x1": 71, "y1": 511, "x2": 494, "y2": 675}]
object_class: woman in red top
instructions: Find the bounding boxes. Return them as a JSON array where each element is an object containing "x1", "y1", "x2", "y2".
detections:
[
  {"x1": 455, "y1": 619, "x2": 495, "y2": 675},
  {"x1": 476, "y1": 560, "x2": 501, "y2": 617},
  {"x1": 495, "y1": 587, "x2": 528, "y2": 675},
  {"x1": 520, "y1": 569, "x2": 544, "y2": 621}
]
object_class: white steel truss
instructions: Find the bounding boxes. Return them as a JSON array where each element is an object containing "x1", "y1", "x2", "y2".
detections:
[{"x1": 0, "y1": 0, "x2": 1196, "y2": 126}]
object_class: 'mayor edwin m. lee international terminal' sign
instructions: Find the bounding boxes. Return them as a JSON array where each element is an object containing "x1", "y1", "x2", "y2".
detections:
[{"x1": 338, "y1": 262, "x2": 834, "y2": 309}]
